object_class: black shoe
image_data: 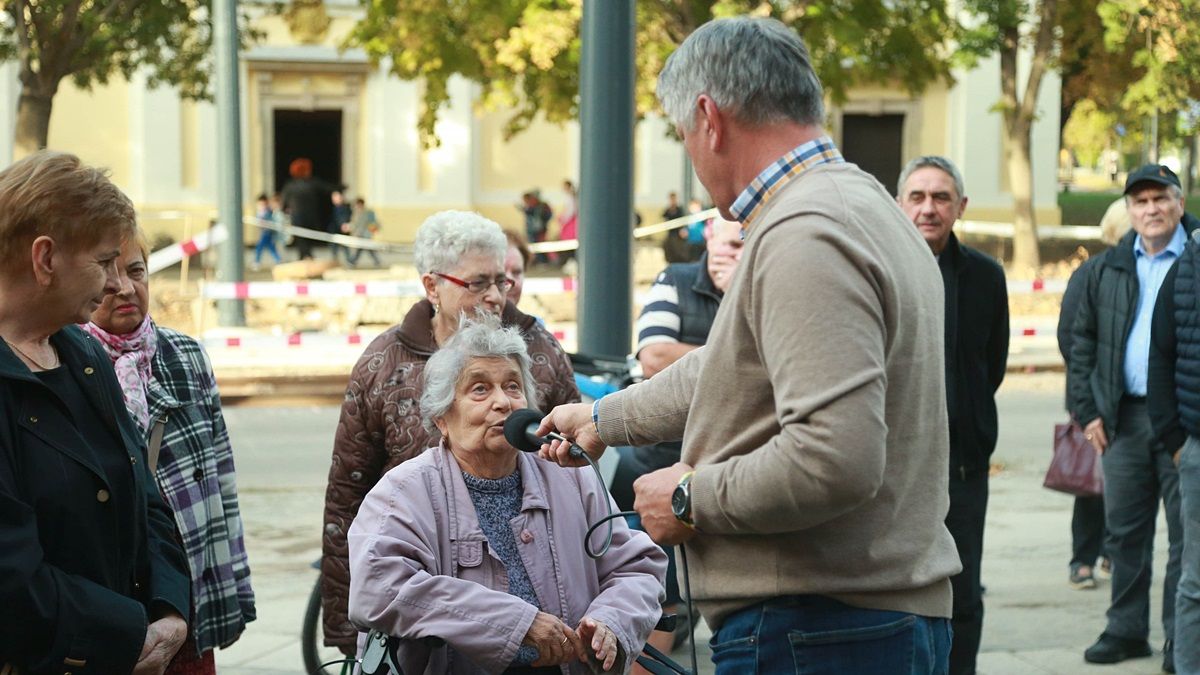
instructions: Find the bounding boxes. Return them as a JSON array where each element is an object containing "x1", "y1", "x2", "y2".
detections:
[
  {"x1": 1083, "y1": 633, "x2": 1152, "y2": 664},
  {"x1": 1163, "y1": 639, "x2": 1175, "y2": 673}
]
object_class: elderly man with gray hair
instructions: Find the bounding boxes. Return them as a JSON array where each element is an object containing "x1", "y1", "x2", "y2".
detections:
[
  {"x1": 898, "y1": 156, "x2": 1009, "y2": 675},
  {"x1": 322, "y1": 210, "x2": 579, "y2": 656},
  {"x1": 1070, "y1": 165, "x2": 1197, "y2": 671},
  {"x1": 536, "y1": 16, "x2": 960, "y2": 673}
]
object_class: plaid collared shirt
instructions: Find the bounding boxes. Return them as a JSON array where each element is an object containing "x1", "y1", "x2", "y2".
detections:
[{"x1": 729, "y1": 136, "x2": 844, "y2": 226}]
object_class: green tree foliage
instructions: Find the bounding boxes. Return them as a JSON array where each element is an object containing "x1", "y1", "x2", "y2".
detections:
[
  {"x1": 0, "y1": 0, "x2": 258, "y2": 155},
  {"x1": 1057, "y1": 0, "x2": 1139, "y2": 133},
  {"x1": 1062, "y1": 99, "x2": 1121, "y2": 167},
  {"x1": 1097, "y1": 0, "x2": 1200, "y2": 123},
  {"x1": 347, "y1": 0, "x2": 962, "y2": 147}
]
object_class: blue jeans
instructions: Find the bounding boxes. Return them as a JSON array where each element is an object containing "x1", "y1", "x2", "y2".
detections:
[
  {"x1": 1178, "y1": 435, "x2": 1200, "y2": 672},
  {"x1": 709, "y1": 595, "x2": 951, "y2": 674}
]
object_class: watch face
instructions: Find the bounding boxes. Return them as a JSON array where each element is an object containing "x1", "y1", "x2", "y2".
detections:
[{"x1": 671, "y1": 484, "x2": 687, "y2": 517}]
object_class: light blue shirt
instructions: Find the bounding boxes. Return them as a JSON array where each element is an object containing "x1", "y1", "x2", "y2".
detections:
[{"x1": 1124, "y1": 222, "x2": 1187, "y2": 395}]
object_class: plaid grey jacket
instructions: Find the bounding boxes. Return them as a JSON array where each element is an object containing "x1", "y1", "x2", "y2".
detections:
[{"x1": 148, "y1": 326, "x2": 256, "y2": 653}]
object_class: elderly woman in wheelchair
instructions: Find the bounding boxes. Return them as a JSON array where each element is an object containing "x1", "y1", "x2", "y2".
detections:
[{"x1": 348, "y1": 319, "x2": 667, "y2": 674}]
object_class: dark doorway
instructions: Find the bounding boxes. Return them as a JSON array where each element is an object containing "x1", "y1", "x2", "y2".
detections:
[
  {"x1": 273, "y1": 109, "x2": 343, "y2": 193},
  {"x1": 841, "y1": 113, "x2": 905, "y2": 196}
]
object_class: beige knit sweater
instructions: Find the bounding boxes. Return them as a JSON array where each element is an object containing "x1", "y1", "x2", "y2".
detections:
[{"x1": 597, "y1": 161, "x2": 962, "y2": 627}]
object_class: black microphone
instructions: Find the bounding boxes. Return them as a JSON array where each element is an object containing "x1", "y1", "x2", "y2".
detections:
[{"x1": 503, "y1": 408, "x2": 584, "y2": 458}]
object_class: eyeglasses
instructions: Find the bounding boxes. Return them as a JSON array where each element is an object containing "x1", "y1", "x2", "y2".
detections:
[{"x1": 434, "y1": 272, "x2": 514, "y2": 294}]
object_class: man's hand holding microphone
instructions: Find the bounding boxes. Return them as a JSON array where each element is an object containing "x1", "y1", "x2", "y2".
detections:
[{"x1": 536, "y1": 404, "x2": 696, "y2": 546}]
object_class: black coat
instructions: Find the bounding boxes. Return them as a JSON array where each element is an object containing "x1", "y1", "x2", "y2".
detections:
[
  {"x1": 939, "y1": 234, "x2": 1010, "y2": 477},
  {"x1": 1069, "y1": 213, "x2": 1200, "y2": 440},
  {"x1": 0, "y1": 326, "x2": 190, "y2": 674},
  {"x1": 1148, "y1": 231, "x2": 1200, "y2": 451}
]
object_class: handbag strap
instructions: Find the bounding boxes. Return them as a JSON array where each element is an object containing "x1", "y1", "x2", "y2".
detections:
[{"x1": 147, "y1": 419, "x2": 166, "y2": 474}]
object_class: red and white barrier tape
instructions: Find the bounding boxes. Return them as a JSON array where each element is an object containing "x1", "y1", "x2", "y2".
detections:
[
  {"x1": 203, "y1": 332, "x2": 375, "y2": 349},
  {"x1": 200, "y1": 276, "x2": 580, "y2": 299},
  {"x1": 147, "y1": 223, "x2": 228, "y2": 274}
]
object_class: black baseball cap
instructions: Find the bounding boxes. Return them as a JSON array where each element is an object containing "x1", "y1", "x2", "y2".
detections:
[{"x1": 1124, "y1": 164, "x2": 1181, "y2": 194}]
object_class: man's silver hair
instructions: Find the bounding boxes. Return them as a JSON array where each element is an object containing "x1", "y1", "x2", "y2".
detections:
[
  {"x1": 413, "y1": 210, "x2": 507, "y2": 276},
  {"x1": 656, "y1": 16, "x2": 825, "y2": 131},
  {"x1": 897, "y1": 156, "x2": 967, "y2": 201},
  {"x1": 419, "y1": 315, "x2": 539, "y2": 434}
]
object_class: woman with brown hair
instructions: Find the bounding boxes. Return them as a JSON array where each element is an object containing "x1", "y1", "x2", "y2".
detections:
[
  {"x1": 0, "y1": 151, "x2": 190, "y2": 674},
  {"x1": 84, "y1": 231, "x2": 256, "y2": 674}
]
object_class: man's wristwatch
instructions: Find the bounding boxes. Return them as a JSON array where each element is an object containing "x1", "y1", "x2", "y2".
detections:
[{"x1": 671, "y1": 471, "x2": 695, "y2": 528}]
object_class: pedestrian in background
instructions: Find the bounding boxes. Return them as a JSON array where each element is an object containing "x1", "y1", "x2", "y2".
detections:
[
  {"x1": 503, "y1": 229, "x2": 531, "y2": 307},
  {"x1": 346, "y1": 197, "x2": 382, "y2": 268},
  {"x1": 0, "y1": 150, "x2": 190, "y2": 674},
  {"x1": 1057, "y1": 255, "x2": 1111, "y2": 590},
  {"x1": 519, "y1": 190, "x2": 552, "y2": 265},
  {"x1": 329, "y1": 189, "x2": 353, "y2": 264},
  {"x1": 898, "y1": 156, "x2": 1009, "y2": 675},
  {"x1": 280, "y1": 158, "x2": 331, "y2": 261},
  {"x1": 557, "y1": 179, "x2": 578, "y2": 266},
  {"x1": 1071, "y1": 164, "x2": 1196, "y2": 671},
  {"x1": 85, "y1": 230, "x2": 257, "y2": 674},
  {"x1": 661, "y1": 191, "x2": 693, "y2": 264},
  {"x1": 253, "y1": 192, "x2": 281, "y2": 270}
]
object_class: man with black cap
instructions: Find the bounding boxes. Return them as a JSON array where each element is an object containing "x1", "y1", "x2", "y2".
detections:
[{"x1": 1071, "y1": 164, "x2": 1197, "y2": 671}]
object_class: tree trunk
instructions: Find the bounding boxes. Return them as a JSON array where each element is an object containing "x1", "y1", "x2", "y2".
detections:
[
  {"x1": 1006, "y1": 120, "x2": 1041, "y2": 276},
  {"x1": 14, "y1": 88, "x2": 53, "y2": 158}
]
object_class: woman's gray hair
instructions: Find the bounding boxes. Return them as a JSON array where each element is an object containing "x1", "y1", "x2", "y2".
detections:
[
  {"x1": 897, "y1": 156, "x2": 967, "y2": 202},
  {"x1": 413, "y1": 210, "x2": 507, "y2": 276},
  {"x1": 657, "y1": 16, "x2": 824, "y2": 131},
  {"x1": 419, "y1": 316, "x2": 539, "y2": 434}
]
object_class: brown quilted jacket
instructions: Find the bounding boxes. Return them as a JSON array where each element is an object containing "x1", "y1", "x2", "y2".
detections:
[{"x1": 320, "y1": 299, "x2": 580, "y2": 650}]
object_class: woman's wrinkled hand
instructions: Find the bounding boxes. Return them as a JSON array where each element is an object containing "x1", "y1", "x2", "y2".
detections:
[
  {"x1": 577, "y1": 617, "x2": 620, "y2": 671},
  {"x1": 524, "y1": 611, "x2": 584, "y2": 666},
  {"x1": 131, "y1": 612, "x2": 188, "y2": 675}
]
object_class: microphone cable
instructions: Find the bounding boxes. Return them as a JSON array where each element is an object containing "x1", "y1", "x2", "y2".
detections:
[{"x1": 578, "y1": 452, "x2": 699, "y2": 675}]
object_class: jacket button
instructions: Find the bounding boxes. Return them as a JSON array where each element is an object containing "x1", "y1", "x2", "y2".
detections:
[
  {"x1": 520, "y1": 530, "x2": 534, "y2": 543},
  {"x1": 193, "y1": 468, "x2": 203, "y2": 482},
  {"x1": 130, "y1": 455, "x2": 137, "y2": 465},
  {"x1": 96, "y1": 489, "x2": 110, "y2": 503},
  {"x1": 29, "y1": 416, "x2": 37, "y2": 423},
  {"x1": 83, "y1": 367, "x2": 94, "y2": 375}
]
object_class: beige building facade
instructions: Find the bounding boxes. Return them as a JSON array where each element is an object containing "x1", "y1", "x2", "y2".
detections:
[{"x1": 0, "y1": 1, "x2": 1061, "y2": 246}]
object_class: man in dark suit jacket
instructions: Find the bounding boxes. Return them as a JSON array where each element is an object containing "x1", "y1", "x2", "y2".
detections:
[{"x1": 898, "y1": 156, "x2": 1010, "y2": 675}]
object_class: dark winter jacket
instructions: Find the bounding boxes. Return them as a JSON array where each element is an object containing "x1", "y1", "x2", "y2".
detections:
[
  {"x1": 0, "y1": 326, "x2": 190, "y2": 674},
  {"x1": 1148, "y1": 230, "x2": 1200, "y2": 450},
  {"x1": 1069, "y1": 212, "x2": 1200, "y2": 441},
  {"x1": 938, "y1": 234, "x2": 1010, "y2": 477}
]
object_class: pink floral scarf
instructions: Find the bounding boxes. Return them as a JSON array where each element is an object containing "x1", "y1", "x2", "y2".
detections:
[{"x1": 81, "y1": 315, "x2": 158, "y2": 433}]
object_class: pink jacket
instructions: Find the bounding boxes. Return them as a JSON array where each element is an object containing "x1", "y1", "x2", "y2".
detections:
[{"x1": 348, "y1": 444, "x2": 666, "y2": 674}]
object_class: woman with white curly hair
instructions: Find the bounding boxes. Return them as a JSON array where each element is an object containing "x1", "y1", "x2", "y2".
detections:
[
  {"x1": 321, "y1": 211, "x2": 580, "y2": 654},
  {"x1": 348, "y1": 319, "x2": 665, "y2": 674}
]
